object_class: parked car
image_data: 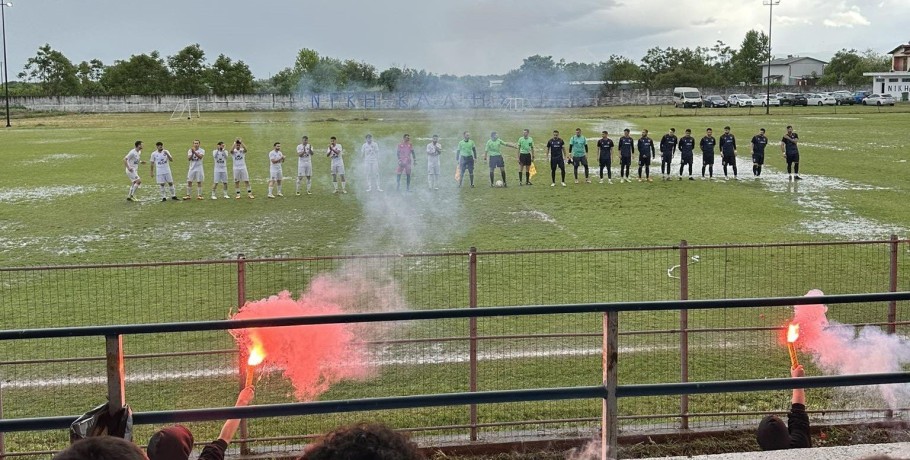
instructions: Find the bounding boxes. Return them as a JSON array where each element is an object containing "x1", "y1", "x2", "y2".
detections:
[
  {"x1": 673, "y1": 87, "x2": 703, "y2": 108},
  {"x1": 791, "y1": 94, "x2": 809, "y2": 106},
  {"x1": 862, "y1": 94, "x2": 896, "y2": 106},
  {"x1": 703, "y1": 95, "x2": 728, "y2": 108},
  {"x1": 806, "y1": 93, "x2": 837, "y2": 106},
  {"x1": 777, "y1": 92, "x2": 798, "y2": 106},
  {"x1": 727, "y1": 94, "x2": 755, "y2": 107},
  {"x1": 832, "y1": 91, "x2": 855, "y2": 105},
  {"x1": 754, "y1": 94, "x2": 780, "y2": 106},
  {"x1": 853, "y1": 90, "x2": 872, "y2": 103}
]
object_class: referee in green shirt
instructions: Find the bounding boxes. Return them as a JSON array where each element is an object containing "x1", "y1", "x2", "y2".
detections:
[
  {"x1": 484, "y1": 132, "x2": 516, "y2": 187},
  {"x1": 456, "y1": 131, "x2": 478, "y2": 188},
  {"x1": 517, "y1": 129, "x2": 534, "y2": 185}
]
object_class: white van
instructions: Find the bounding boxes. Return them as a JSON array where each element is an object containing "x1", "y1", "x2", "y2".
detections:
[{"x1": 673, "y1": 87, "x2": 703, "y2": 108}]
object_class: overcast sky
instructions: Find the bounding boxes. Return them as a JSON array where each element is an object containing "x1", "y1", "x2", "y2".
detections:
[{"x1": 1, "y1": 0, "x2": 907, "y2": 80}]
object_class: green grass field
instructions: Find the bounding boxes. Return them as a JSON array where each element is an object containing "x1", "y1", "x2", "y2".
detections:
[{"x1": 1, "y1": 105, "x2": 909, "y2": 456}]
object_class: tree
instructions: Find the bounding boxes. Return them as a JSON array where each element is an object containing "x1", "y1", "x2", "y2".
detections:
[
  {"x1": 18, "y1": 44, "x2": 80, "y2": 96},
  {"x1": 817, "y1": 48, "x2": 888, "y2": 85},
  {"x1": 101, "y1": 51, "x2": 172, "y2": 95},
  {"x1": 207, "y1": 54, "x2": 254, "y2": 96},
  {"x1": 603, "y1": 55, "x2": 641, "y2": 88},
  {"x1": 293, "y1": 48, "x2": 320, "y2": 74},
  {"x1": 77, "y1": 59, "x2": 105, "y2": 96},
  {"x1": 340, "y1": 60, "x2": 378, "y2": 89},
  {"x1": 168, "y1": 44, "x2": 209, "y2": 95},
  {"x1": 502, "y1": 55, "x2": 563, "y2": 93},
  {"x1": 378, "y1": 67, "x2": 404, "y2": 92},
  {"x1": 729, "y1": 30, "x2": 769, "y2": 85}
]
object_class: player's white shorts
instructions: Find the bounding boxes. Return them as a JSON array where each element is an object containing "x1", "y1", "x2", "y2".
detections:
[
  {"x1": 427, "y1": 157, "x2": 441, "y2": 175},
  {"x1": 125, "y1": 168, "x2": 139, "y2": 182},
  {"x1": 213, "y1": 170, "x2": 229, "y2": 183},
  {"x1": 156, "y1": 173, "x2": 174, "y2": 184},
  {"x1": 270, "y1": 166, "x2": 283, "y2": 181},
  {"x1": 233, "y1": 168, "x2": 249, "y2": 182},
  {"x1": 331, "y1": 161, "x2": 346, "y2": 176},
  {"x1": 187, "y1": 167, "x2": 204, "y2": 182},
  {"x1": 298, "y1": 162, "x2": 313, "y2": 177}
]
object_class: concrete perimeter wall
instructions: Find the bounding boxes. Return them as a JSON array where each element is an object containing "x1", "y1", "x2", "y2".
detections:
[{"x1": 9, "y1": 85, "x2": 857, "y2": 113}]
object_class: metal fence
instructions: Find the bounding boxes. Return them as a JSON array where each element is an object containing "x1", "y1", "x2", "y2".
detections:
[{"x1": 1, "y1": 237, "x2": 908, "y2": 457}]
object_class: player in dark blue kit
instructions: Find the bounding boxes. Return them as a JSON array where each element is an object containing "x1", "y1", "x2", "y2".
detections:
[
  {"x1": 700, "y1": 128, "x2": 716, "y2": 180},
  {"x1": 547, "y1": 130, "x2": 567, "y2": 187},
  {"x1": 781, "y1": 125, "x2": 801, "y2": 181},
  {"x1": 597, "y1": 131, "x2": 615, "y2": 184},
  {"x1": 637, "y1": 129, "x2": 655, "y2": 182},
  {"x1": 751, "y1": 128, "x2": 769, "y2": 177},
  {"x1": 617, "y1": 129, "x2": 635, "y2": 183},
  {"x1": 659, "y1": 128, "x2": 678, "y2": 181},
  {"x1": 677, "y1": 129, "x2": 696, "y2": 180},
  {"x1": 719, "y1": 126, "x2": 738, "y2": 180}
]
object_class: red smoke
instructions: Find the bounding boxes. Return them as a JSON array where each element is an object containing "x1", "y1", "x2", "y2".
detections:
[
  {"x1": 231, "y1": 290, "x2": 371, "y2": 401},
  {"x1": 788, "y1": 288, "x2": 829, "y2": 351}
]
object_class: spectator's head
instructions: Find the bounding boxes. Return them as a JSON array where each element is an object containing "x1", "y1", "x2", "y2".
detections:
[
  {"x1": 299, "y1": 423, "x2": 424, "y2": 460},
  {"x1": 756, "y1": 415, "x2": 790, "y2": 450},
  {"x1": 147, "y1": 425, "x2": 194, "y2": 460},
  {"x1": 53, "y1": 436, "x2": 148, "y2": 460}
]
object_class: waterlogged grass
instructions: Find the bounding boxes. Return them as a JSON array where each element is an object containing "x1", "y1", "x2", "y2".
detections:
[{"x1": 1, "y1": 106, "x2": 909, "y2": 454}]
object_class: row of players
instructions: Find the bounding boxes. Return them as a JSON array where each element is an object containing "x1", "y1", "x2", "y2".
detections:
[{"x1": 123, "y1": 126, "x2": 802, "y2": 200}]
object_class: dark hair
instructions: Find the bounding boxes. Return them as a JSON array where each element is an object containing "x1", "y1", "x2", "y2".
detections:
[
  {"x1": 685, "y1": 129, "x2": 691, "y2": 133},
  {"x1": 274, "y1": 142, "x2": 281, "y2": 147},
  {"x1": 724, "y1": 126, "x2": 731, "y2": 130},
  {"x1": 331, "y1": 136, "x2": 337, "y2": 140},
  {"x1": 217, "y1": 141, "x2": 224, "y2": 146},
  {"x1": 786, "y1": 125, "x2": 793, "y2": 129},
  {"x1": 299, "y1": 423, "x2": 424, "y2": 460},
  {"x1": 623, "y1": 129, "x2": 630, "y2": 133},
  {"x1": 53, "y1": 437, "x2": 148, "y2": 460},
  {"x1": 756, "y1": 415, "x2": 790, "y2": 450},
  {"x1": 303, "y1": 136, "x2": 309, "y2": 140},
  {"x1": 706, "y1": 128, "x2": 713, "y2": 131},
  {"x1": 155, "y1": 142, "x2": 163, "y2": 147},
  {"x1": 601, "y1": 131, "x2": 608, "y2": 134},
  {"x1": 760, "y1": 128, "x2": 766, "y2": 132},
  {"x1": 670, "y1": 128, "x2": 675, "y2": 132},
  {"x1": 553, "y1": 130, "x2": 559, "y2": 134},
  {"x1": 135, "y1": 141, "x2": 142, "y2": 148},
  {"x1": 147, "y1": 425, "x2": 193, "y2": 460}
]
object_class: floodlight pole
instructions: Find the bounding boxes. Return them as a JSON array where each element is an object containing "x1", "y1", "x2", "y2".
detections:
[
  {"x1": 1, "y1": 1, "x2": 10, "y2": 127},
  {"x1": 763, "y1": 0, "x2": 779, "y2": 115}
]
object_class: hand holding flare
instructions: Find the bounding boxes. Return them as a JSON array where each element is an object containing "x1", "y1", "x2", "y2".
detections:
[{"x1": 787, "y1": 323, "x2": 800, "y2": 369}]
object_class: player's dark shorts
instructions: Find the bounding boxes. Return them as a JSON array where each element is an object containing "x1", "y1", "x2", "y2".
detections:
[
  {"x1": 786, "y1": 152, "x2": 800, "y2": 163},
  {"x1": 573, "y1": 155, "x2": 588, "y2": 167},
  {"x1": 488, "y1": 155, "x2": 505, "y2": 169},
  {"x1": 638, "y1": 154, "x2": 652, "y2": 166},
  {"x1": 550, "y1": 156, "x2": 565, "y2": 169},
  {"x1": 752, "y1": 153, "x2": 765, "y2": 165},
  {"x1": 519, "y1": 153, "x2": 532, "y2": 166},
  {"x1": 599, "y1": 154, "x2": 612, "y2": 167},
  {"x1": 620, "y1": 154, "x2": 632, "y2": 166},
  {"x1": 702, "y1": 153, "x2": 715, "y2": 165},
  {"x1": 459, "y1": 156, "x2": 475, "y2": 173},
  {"x1": 680, "y1": 152, "x2": 693, "y2": 164},
  {"x1": 661, "y1": 152, "x2": 673, "y2": 162},
  {"x1": 722, "y1": 152, "x2": 735, "y2": 165}
]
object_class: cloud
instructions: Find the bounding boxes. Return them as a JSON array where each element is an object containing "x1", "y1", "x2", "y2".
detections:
[
  {"x1": 777, "y1": 16, "x2": 813, "y2": 26},
  {"x1": 823, "y1": 4, "x2": 871, "y2": 28}
]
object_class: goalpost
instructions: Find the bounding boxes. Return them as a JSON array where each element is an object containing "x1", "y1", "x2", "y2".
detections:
[
  {"x1": 170, "y1": 98, "x2": 201, "y2": 120},
  {"x1": 502, "y1": 97, "x2": 527, "y2": 112}
]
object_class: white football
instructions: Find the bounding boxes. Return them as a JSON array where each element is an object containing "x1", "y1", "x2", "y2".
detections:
[{"x1": 494, "y1": 180, "x2": 504, "y2": 188}]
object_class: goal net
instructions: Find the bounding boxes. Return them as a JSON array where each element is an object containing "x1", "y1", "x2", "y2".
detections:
[
  {"x1": 501, "y1": 97, "x2": 527, "y2": 111},
  {"x1": 170, "y1": 98, "x2": 201, "y2": 120}
]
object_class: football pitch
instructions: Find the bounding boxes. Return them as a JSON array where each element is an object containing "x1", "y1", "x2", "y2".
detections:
[{"x1": 1, "y1": 106, "x2": 909, "y2": 454}]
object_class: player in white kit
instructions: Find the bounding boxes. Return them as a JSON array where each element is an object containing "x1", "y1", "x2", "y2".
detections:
[
  {"x1": 296, "y1": 136, "x2": 314, "y2": 195},
  {"x1": 150, "y1": 142, "x2": 179, "y2": 201},
  {"x1": 231, "y1": 139, "x2": 254, "y2": 199},
  {"x1": 360, "y1": 134, "x2": 383, "y2": 192},
  {"x1": 184, "y1": 140, "x2": 205, "y2": 200},
  {"x1": 327, "y1": 136, "x2": 347, "y2": 194},
  {"x1": 210, "y1": 141, "x2": 231, "y2": 199},
  {"x1": 426, "y1": 135, "x2": 442, "y2": 190},
  {"x1": 124, "y1": 140, "x2": 146, "y2": 201},
  {"x1": 267, "y1": 142, "x2": 286, "y2": 198}
]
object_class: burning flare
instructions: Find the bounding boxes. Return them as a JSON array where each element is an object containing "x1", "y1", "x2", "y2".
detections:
[
  {"x1": 245, "y1": 334, "x2": 266, "y2": 387},
  {"x1": 787, "y1": 323, "x2": 800, "y2": 369}
]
